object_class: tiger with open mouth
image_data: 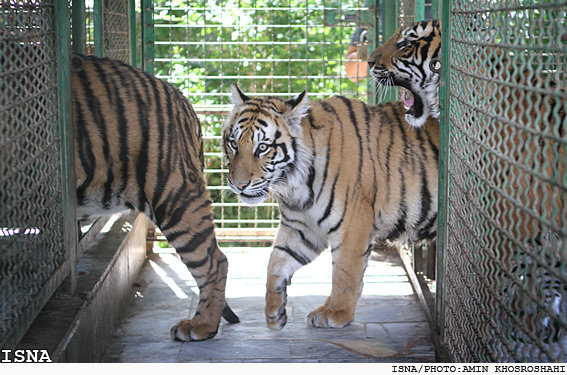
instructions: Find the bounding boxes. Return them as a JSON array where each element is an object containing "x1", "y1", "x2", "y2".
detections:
[
  {"x1": 368, "y1": 20, "x2": 441, "y2": 129},
  {"x1": 367, "y1": 19, "x2": 566, "y2": 357}
]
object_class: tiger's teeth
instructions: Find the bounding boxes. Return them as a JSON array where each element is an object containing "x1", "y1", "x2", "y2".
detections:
[{"x1": 402, "y1": 91, "x2": 414, "y2": 109}]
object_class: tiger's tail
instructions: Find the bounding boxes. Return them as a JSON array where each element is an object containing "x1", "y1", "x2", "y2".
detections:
[{"x1": 222, "y1": 302, "x2": 240, "y2": 323}]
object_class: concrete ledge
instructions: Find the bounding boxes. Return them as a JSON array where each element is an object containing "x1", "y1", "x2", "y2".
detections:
[{"x1": 16, "y1": 213, "x2": 148, "y2": 362}]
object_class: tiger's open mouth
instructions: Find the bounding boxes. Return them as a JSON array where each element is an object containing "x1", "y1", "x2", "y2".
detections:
[
  {"x1": 369, "y1": 67, "x2": 433, "y2": 128},
  {"x1": 399, "y1": 87, "x2": 424, "y2": 119},
  {"x1": 370, "y1": 67, "x2": 425, "y2": 119}
]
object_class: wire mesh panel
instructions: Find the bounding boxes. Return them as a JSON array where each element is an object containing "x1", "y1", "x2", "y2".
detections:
[
  {"x1": 103, "y1": 0, "x2": 129, "y2": 61},
  {"x1": 398, "y1": 0, "x2": 416, "y2": 27},
  {"x1": 0, "y1": 0, "x2": 67, "y2": 347},
  {"x1": 442, "y1": 1, "x2": 567, "y2": 362},
  {"x1": 83, "y1": 0, "x2": 130, "y2": 61},
  {"x1": 152, "y1": 0, "x2": 371, "y2": 243}
]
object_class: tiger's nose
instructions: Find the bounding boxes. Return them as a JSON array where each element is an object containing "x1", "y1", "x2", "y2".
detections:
[
  {"x1": 233, "y1": 181, "x2": 249, "y2": 190},
  {"x1": 367, "y1": 59, "x2": 375, "y2": 69}
]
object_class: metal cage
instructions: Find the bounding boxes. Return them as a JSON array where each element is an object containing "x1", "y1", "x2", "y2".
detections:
[
  {"x1": 439, "y1": 0, "x2": 567, "y2": 362},
  {"x1": 0, "y1": 0, "x2": 76, "y2": 349},
  {"x1": 378, "y1": 0, "x2": 567, "y2": 363},
  {"x1": 82, "y1": 0, "x2": 133, "y2": 62},
  {"x1": 0, "y1": 0, "x2": 135, "y2": 350}
]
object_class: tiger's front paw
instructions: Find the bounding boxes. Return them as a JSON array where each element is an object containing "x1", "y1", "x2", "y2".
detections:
[
  {"x1": 170, "y1": 318, "x2": 218, "y2": 341},
  {"x1": 306, "y1": 305, "x2": 354, "y2": 328},
  {"x1": 265, "y1": 290, "x2": 288, "y2": 330}
]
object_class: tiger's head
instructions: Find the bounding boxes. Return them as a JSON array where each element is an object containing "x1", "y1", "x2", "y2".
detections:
[
  {"x1": 222, "y1": 85, "x2": 311, "y2": 205},
  {"x1": 368, "y1": 20, "x2": 441, "y2": 128}
]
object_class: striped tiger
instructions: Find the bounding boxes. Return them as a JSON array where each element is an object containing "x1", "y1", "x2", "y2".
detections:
[
  {"x1": 367, "y1": 19, "x2": 441, "y2": 129},
  {"x1": 368, "y1": 19, "x2": 567, "y2": 355},
  {"x1": 222, "y1": 84, "x2": 439, "y2": 329},
  {"x1": 71, "y1": 54, "x2": 239, "y2": 341}
]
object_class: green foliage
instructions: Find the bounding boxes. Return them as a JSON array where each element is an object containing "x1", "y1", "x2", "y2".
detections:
[
  {"x1": 152, "y1": 0, "x2": 369, "y2": 241},
  {"x1": 154, "y1": 0, "x2": 368, "y2": 96}
]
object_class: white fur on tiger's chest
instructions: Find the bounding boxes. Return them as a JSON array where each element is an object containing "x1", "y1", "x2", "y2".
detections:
[{"x1": 275, "y1": 180, "x2": 350, "y2": 247}]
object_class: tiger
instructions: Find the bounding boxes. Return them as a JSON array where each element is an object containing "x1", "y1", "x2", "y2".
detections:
[
  {"x1": 367, "y1": 19, "x2": 567, "y2": 357},
  {"x1": 222, "y1": 84, "x2": 439, "y2": 330},
  {"x1": 71, "y1": 54, "x2": 239, "y2": 341},
  {"x1": 367, "y1": 19, "x2": 441, "y2": 129}
]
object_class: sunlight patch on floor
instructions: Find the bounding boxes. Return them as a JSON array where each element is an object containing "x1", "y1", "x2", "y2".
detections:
[
  {"x1": 148, "y1": 258, "x2": 190, "y2": 299},
  {"x1": 150, "y1": 246, "x2": 414, "y2": 299}
]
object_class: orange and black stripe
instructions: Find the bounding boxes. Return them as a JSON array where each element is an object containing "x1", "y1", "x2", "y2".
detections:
[
  {"x1": 223, "y1": 86, "x2": 439, "y2": 329},
  {"x1": 72, "y1": 55, "x2": 238, "y2": 342}
]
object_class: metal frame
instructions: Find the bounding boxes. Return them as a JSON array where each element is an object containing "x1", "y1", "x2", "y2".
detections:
[
  {"x1": 380, "y1": 0, "x2": 399, "y2": 103},
  {"x1": 436, "y1": 0, "x2": 451, "y2": 359},
  {"x1": 129, "y1": 0, "x2": 137, "y2": 66},
  {"x1": 437, "y1": 0, "x2": 566, "y2": 362},
  {"x1": 142, "y1": 0, "x2": 154, "y2": 73},
  {"x1": 57, "y1": 0, "x2": 79, "y2": 294},
  {"x1": 367, "y1": 0, "x2": 380, "y2": 105},
  {"x1": 414, "y1": 0, "x2": 424, "y2": 21},
  {"x1": 380, "y1": 0, "x2": 567, "y2": 362},
  {"x1": 93, "y1": 0, "x2": 104, "y2": 56},
  {"x1": 0, "y1": 0, "x2": 79, "y2": 350},
  {"x1": 72, "y1": 0, "x2": 86, "y2": 54}
]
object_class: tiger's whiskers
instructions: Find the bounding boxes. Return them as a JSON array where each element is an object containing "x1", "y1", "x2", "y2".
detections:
[{"x1": 370, "y1": 75, "x2": 396, "y2": 104}]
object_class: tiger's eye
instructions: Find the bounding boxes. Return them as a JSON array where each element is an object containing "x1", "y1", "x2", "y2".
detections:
[
  {"x1": 230, "y1": 140, "x2": 238, "y2": 150},
  {"x1": 258, "y1": 143, "x2": 268, "y2": 152}
]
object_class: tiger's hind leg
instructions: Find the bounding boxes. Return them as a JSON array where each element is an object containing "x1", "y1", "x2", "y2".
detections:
[{"x1": 153, "y1": 190, "x2": 234, "y2": 341}]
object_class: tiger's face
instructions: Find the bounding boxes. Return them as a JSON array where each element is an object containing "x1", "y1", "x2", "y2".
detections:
[
  {"x1": 222, "y1": 85, "x2": 310, "y2": 205},
  {"x1": 368, "y1": 20, "x2": 441, "y2": 128}
]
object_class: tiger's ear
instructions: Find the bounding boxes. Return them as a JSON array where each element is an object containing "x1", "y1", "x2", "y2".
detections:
[
  {"x1": 231, "y1": 84, "x2": 249, "y2": 107},
  {"x1": 284, "y1": 90, "x2": 310, "y2": 135}
]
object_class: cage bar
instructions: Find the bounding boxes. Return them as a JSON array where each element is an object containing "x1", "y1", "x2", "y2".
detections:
[
  {"x1": 56, "y1": 0, "x2": 79, "y2": 295},
  {"x1": 129, "y1": 0, "x2": 137, "y2": 65},
  {"x1": 93, "y1": 0, "x2": 103, "y2": 56},
  {"x1": 436, "y1": 0, "x2": 452, "y2": 356},
  {"x1": 142, "y1": 0, "x2": 154, "y2": 73},
  {"x1": 72, "y1": 0, "x2": 86, "y2": 54}
]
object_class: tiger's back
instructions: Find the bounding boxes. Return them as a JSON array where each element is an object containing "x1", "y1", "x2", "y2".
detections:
[
  {"x1": 71, "y1": 55, "x2": 237, "y2": 341},
  {"x1": 304, "y1": 97, "x2": 439, "y2": 244},
  {"x1": 72, "y1": 55, "x2": 204, "y2": 219}
]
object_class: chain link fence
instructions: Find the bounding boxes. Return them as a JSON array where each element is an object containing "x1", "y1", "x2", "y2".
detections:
[
  {"x1": 83, "y1": 0, "x2": 131, "y2": 62},
  {"x1": 102, "y1": 0, "x2": 130, "y2": 61},
  {"x1": 440, "y1": 1, "x2": 567, "y2": 362},
  {"x1": 0, "y1": 0, "x2": 134, "y2": 350},
  {"x1": 0, "y1": 0, "x2": 70, "y2": 349},
  {"x1": 378, "y1": 0, "x2": 567, "y2": 363}
]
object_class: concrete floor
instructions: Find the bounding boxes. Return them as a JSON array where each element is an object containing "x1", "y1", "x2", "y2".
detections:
[{"x1": 102, "y1": 245, "x2": 436, "y2": 363}]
